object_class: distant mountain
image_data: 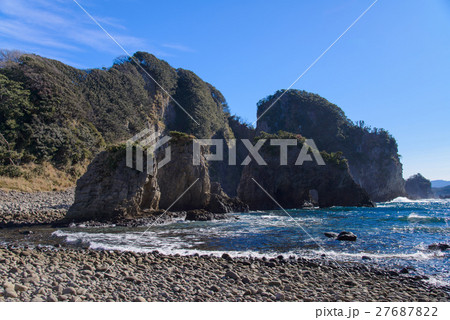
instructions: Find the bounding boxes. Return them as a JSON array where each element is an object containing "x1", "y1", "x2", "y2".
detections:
[{"x1": 431, "y1": 180, "x2": 450, "y2": 188}]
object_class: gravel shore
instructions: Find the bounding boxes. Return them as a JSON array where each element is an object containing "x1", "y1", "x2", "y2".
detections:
[
  {"x1": 0, "y1": 189, "x2": 224, "y2": 227},
  {"x1": 0, "y1": 189, "x2": 74, "y2": 227},
  {"x1": 0, "y1": 246, "x2": 448, "y2": 302},
  {"x1": 1, "y1": 190, "x2": 449, "y2": 302}
]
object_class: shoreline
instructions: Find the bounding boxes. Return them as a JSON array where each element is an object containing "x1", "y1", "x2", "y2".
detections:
[
  {"x1": 0, "y1": 245, "x2": 449, "y2": 302},
  {"x1": 0, "y1": 189, "x2": 73, "y2": 228},
  {"x1": 0, "y1": 188, "x2": 233, "y2": 228}
]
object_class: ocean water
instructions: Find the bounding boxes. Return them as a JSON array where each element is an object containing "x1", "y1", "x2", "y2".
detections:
[
  {"x1": 49, "y1": 198, "x2": 450, "y2": 286},
  {"x1": 1, "y1": 198, "x2": 449, "y2": 286}
]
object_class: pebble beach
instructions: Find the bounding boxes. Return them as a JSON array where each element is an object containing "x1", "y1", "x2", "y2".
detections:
[
  {"x1": 1, "y1": 246, "x2": 449, "y2": 302},
  {"x1": 0, "y1": 189, "x2": 449, "y2": 302}
]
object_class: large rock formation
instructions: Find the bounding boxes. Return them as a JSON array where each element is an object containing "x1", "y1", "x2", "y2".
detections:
[
  {"x1": 256, "y1": 90, "x2": 406, "y2": 202},
  {"x1": 65, "y1": 147, "x2": 159, "y2": 222},
  {"x1": 237, "y1": 132, "x2": 374, "y2": 209},
  {"x1": 3, "y1": 51, "x2": 408, "y2": 216},
  {"x1": 405, "y1": 173, "x2": 434, "y2": 199},
  {"x1": 66, "y1": 132, "x2": 248, "y2": 222}
]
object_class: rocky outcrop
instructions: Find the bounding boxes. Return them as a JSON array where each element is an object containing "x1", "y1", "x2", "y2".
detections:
[
  {"x1": 256, "y1": 90, "x2": 406, "y2": 202},
  {"x1": 185, "y1": 209, "x2": 232, "y2": 221},
  {"x1": 427, "y1": 243, "x2": 450, "y2": 251},
  {"x1": 237, "y1": 134, "x2": 374, "y2": 209},
  {"x1": 336, "y1": 231, "x2": 357, "y2": 241},
  {"x1": 405, "y1": 173, "x2": 434, "y2": 199},
  {"x1": 65, "y1": 148, "x2": 160, "y2": 222},
  {"x1": 66, "y1": 133, "x2": 248, "y2": 222}
]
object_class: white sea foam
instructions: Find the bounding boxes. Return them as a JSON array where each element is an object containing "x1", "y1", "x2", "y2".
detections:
[
  {"x1": 389, "y1": 197, "x2": 414, "y2": 203},
  {"x1": 312, "y1": 249, "x2": 445, "y2": 261},
  {"x1": 424, "y1": 276, "x2": 450, "y2": 288},
  {"x1": 52, "y1": 229, "x2": 446, "y2": 262},
  {"x1": 406, "y1": 213, "x2": 448, "y2": 223},
  {"x1": 387, "y1": 197, "x2": 449, "y2": 204},
  {"x1": 408, "y1": 213, "x2": 430, "y2": 220}
]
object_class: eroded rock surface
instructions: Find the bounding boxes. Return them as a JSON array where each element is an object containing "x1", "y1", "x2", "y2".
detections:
[
  {"x1": 237, "y1": 135, "x2": 374, "y2": 210},
  {"x1": 66, "y1": 134, "x2": 247, "y2": 222}
]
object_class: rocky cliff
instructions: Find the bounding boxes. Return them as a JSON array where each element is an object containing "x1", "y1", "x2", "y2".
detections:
[
  {"x1": 66, "y1": 131, "x2": 248, "y2": 222},
  {"x1": 256, "y1": 90, "x2": 406, "y2": 202},
  {"x1": 405, "y1": 173, "x2": 434, "y2": 200},
  {"x1": 237, "y1": 132, "x2": 374, "y2": 209}
]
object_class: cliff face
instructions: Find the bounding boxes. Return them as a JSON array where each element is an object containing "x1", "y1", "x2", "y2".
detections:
[
  {"x1": 65, "y1": 147, "x2": 159, "y2": 222},
  {"x1": 66, "y1": 132, "x2": 248, "y2": 222},
  {"x1": 237, "y1": 133, "x2": 374, "y2": 209},
  {"x1": 207, "y1": 116, "x2": 256, "y2": 197},
  {"x1": 256, "y1": 90, "x2": 406, "y2": 202},
  {"x1": 405, "y1": 174, "x2": 434, "y2": 200}
]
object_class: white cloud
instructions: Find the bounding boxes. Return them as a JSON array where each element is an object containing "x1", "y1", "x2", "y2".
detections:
[
  {"x1": 0, "y1": 0, "x2": 194, "y2": 65},
  {"x1": 0, "y1": 0, "x2": 150, "y2": 58}
]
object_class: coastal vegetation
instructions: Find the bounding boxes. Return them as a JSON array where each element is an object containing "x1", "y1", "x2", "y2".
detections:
[{"x1": 0, "y1": 51, "x2": 233, "y2": 190}]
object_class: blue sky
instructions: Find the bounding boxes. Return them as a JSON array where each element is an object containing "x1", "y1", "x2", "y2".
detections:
[{"x1": 1, "y1": 0, "x2": 449, "y2": 180}]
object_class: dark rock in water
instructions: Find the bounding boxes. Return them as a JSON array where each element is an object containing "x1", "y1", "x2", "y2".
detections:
[
  {"x1": 361, "y1": 256, "x2": 371, "y2": 261},
  {"x1": 428, "y1": 243, "x2": 450, "y2": 251},
  {"x1": 185, "y1": 209, "x2": 228, "y2": 221},
  {"x1": 20, "y1": 230, "x2": 34, "y2": 235},
  {"x1": 405, "y1": 173, "x2": 434, "y2": 200},
  {"x1": 336, "y1": 231, "x2": 357, "y2": 241},
  {"x1": 324, "y1": 232, "x2": 339, "y2": 238}
]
